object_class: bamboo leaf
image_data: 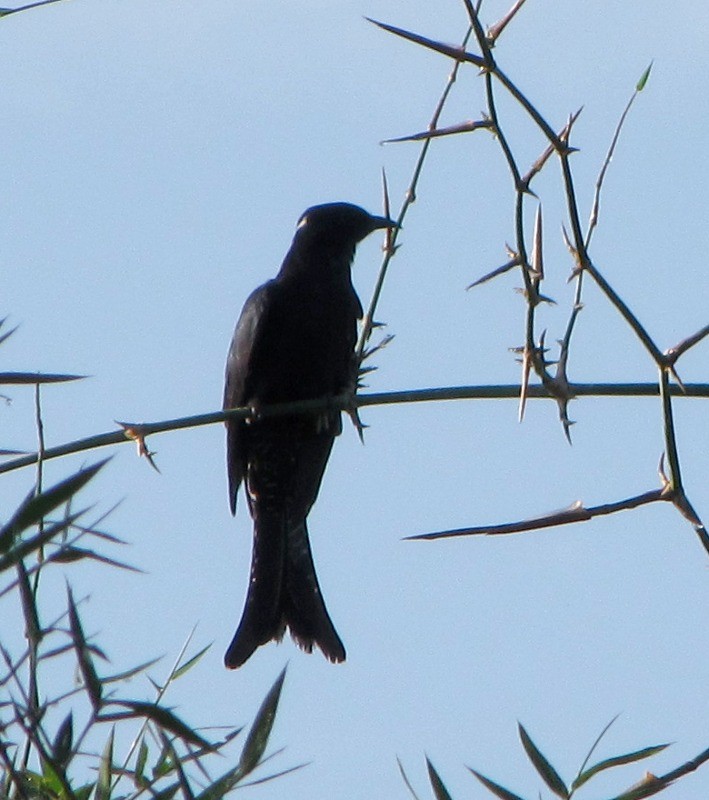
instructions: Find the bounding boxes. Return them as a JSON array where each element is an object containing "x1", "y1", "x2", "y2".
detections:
[
  {"x1": 52, "y1": 712, "x2": 74, "y2": 769},
  {"x1": 518, "y1": 723, "x2": 568, "y2": 798},
  {"x1": 636, "y1": 62, "x2": 653, "y2": 91},
  {"x1": 95, "y1": 727, "x2": 114, "y2": 800},
  {"x1": 398, "y1": 757, "x2": 424, "y2": 800},
  {"x1": 194, "y1": 764, "x2": 246, "y2": 800},
  {"x1": 238, "y1": 666, "x2": 287, "y2": 776},
  {"x1": 103, "y1": 656, "x2": 162, "y2": 684},
  {"x1": 48, "y1": 545, "x2": 141, "y2": 573},
  {"x1": 134, "y1": 738, "x2": 149, "y2": 786},
  {"x1": 0, "y1": 511, "x2": 86, "y2": 572},
  {"x1": 426, "y1": 757, "x2": 454, "y2": 800},
  {"x1": 573, "y1": 744, "x2": 670, "y2": 791},
  {"x1": 0, "y1": 459, "x2": 108, "y2": 551},
  {"x1": 67, "y1": 585, "x2": 103, "y2": 711},
  {"x1": 110, "y1": 701, "x2": 212, "y2": 751},
  {"x1": 172, "y1": 644, "x2": 211, "y2": 681},
  {"x1": 468, "y1": 768, "x2": 528, "y2": 800},
  {"x1": 158, "y1": 731, "x2": 195, "y2": 800}
]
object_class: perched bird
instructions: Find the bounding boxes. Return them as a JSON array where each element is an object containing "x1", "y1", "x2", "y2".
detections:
[{"x1": 223, "y1": 202, "x2": 395, "y2": 668}]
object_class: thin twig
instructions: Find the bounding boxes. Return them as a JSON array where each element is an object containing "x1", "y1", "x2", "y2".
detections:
[{"x1": 358, "y1": 22, "x2": 474, "y2": 361}]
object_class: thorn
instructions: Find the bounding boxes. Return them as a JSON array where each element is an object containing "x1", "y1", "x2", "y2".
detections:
[
  {"x1": 118, "y1": 423, "x2": 161, "y2": 473},
  {"x1": 658, "y1": 453, "x2": 670, "y2": 491}
]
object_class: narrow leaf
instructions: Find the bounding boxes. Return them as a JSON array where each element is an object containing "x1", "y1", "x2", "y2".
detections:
[
  {"x1": 52, "y1": 712, "x2": 73, "y2": 769},
  {"x1": 238, "y1": 666, "x2": 287, "y2": 776},
  {"x1": 0, "y1": 459, "x2": 108, "y2": 549},
  {"x1": 158, "y1": 731, "x2": 195, "y2": 800},
  {"x1": 95, "y1": 727, "x2": 114, "y2": 800},
  {"x1": 0, "y1": 511, "x2": 86, "y2": 572},
  {"x1": 573, "y1": 713, "x2": 620, "y2": 784},
  {"x1": 397, "y1": 757, "x2": 424, "y2": 800},
  {"x1": 0, "y1": 319, "x2": 19, "y2": 346},
  {"x1": 194, "y1": 764, "x2": 246, "y2": 800},
  {"x1": 134, "y1": 738, "x2": 149, "y2": 788},
  {"x1": 74, "y1": 784, "x2": 95, "y2": 800},
  {"x1": 518, "y1": 723, "x2": 568, "y2": 798},
  {"x1": 67, "y1": 585, "x2": 103, "y2": 711},
  {"x1": 47, "y1": 546, "x2": 141, "y2": 573},
  {"x1": 172, "y1": 644, "x2": 211, "y2": 680},
  {"x1": 636, "y1": 62, "x2": 653, "y2": 91},
  {"x1": 426, "y1": 757, "x2": 454, "y2": 800},
  {"x1": 16, "y1": 559, "x2": 41, "y2": 642},
  {"x1": 573, "y1": 744, "x2": 670, "y2": 791},
  {"x1": 111, "y1": 701, "x2": 212, "y2": 751},
  {"x1": 103, "y1": 656, "x2": 162, "y2": 684},
  {"x1": 468, "y1": 768, "x2": 528, "y2": 800}
]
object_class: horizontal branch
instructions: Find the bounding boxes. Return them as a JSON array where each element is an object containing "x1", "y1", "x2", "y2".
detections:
[
  {"x1": 1, "y1": 382, "x2": 707, "y2": 475},
  {"x1": 406, "y1": 489, "x2": 668, "y2": 541}
]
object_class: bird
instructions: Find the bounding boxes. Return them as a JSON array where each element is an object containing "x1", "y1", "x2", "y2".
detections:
[{"x1": 223, "y1": 202, "x2": 395, "y2": 668}]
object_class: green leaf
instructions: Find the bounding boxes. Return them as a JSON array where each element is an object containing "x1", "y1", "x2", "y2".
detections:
[
  {"x1": 48, "y1": 545, "x2": 141, "y2": 573},
  {"x1": 468, "y1": 768, "x2": 528, "y2": 800},
  {"x1": 67, "y1": 585, "x2": 103, "y2": 711},
  {"x1": 0, "y1": 317, "x2": 18, "y2": 345},
  {"x1": 157, "y1": 731, "x2": 195, "y2": 800},
  {"x1": 134, "y1": 739, "x2": 149, "y2": 788},
  {"x1": 52, "y1": 712, "x2": 74, "y2": 769},
  {"x1": 40, "y1": 759, "x2": 64, "y2": 794},
  {"x1": 152, "y1": 739, "x2": 176, "y2": 779},
  {"x1": 572, "y1": 744, "x2": 670, "y2": 791},
  {"x1": 573, "y1": 713, "x2": 620, "y2": 785},
  {"x1": 74, "y1": 784, "x2": 95, "y2": 800},
  {"x1": 96, "y1": 728, "x2": 114, "y2": 800},
  {"x1": 636, "y1": 62, "x2": 653, "y2": 92},
  {"x1": 0, "y1": 511, "x2": 87, "y2": 572},
  {"x1": 426, "y1": 757, "x2": 454, "y2": 800},
  {"x1": 16, "y1": 559, "x2": 41, "y2": 642},
  {"x1": 103, "y1": 656, "x2": 162, "y2": 684},
  {"x1": 238, "y1": 666, "x2": 287, "y2": 776},
  {"x1": 194, "y1": 763, "x2": 253, "y2": 799},
  {"x1": 109, "y1": 701, "x2": 212, "y2": 751},
  {"x1": 172, "y1": 644, "x2": 211, "y2": 680},
  {"x1": 0, "y1": 459, "x2": 108, "y2": 551},
  {"x1": 518, "y1": 723, "x2": 568, "y2": 798},
  {"x1": 397, "y1": 756, "x2": 424, "y2": 800}
]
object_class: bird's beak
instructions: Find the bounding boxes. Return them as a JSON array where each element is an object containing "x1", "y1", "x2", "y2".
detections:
[{"x1": 370, "y1": 215, "x2": 399, "y2": 231}]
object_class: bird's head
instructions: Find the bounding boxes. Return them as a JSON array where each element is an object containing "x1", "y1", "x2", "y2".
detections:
[{"x1": 294, "y1": 202, "x2": 396, "y2": 249}]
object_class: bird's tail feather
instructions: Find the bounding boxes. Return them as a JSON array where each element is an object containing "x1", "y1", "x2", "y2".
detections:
[
  {"x1": 224, "y1": 510, "x2": 287, "y2": 669},
  {"x1": 283, "y1": 521, "x2": 346, "y2": 663},
  {"x1": 224, "y1": 516, "x2": 345, "y2": 668}
]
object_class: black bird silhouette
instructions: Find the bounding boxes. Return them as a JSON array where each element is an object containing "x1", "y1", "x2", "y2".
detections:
[{"x1": 223, "y1": 202, "x2": 395, "y2": 668}]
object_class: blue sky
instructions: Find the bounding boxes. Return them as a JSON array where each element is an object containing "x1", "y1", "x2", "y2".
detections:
[{"x1": 1, "y1": 1, "x2": 708, "y2": 798}]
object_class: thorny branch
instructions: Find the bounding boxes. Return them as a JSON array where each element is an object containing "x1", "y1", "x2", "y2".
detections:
[{"x1": 370, "y1": 2, "x2": 708, "y2": 554}]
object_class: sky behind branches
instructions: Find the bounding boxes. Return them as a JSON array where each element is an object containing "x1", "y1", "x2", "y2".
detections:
[{"x1": 1, "y1": 1, "x2": 708, "y2": 798}]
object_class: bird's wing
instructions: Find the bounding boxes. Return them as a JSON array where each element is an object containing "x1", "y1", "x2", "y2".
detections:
[{"x1": 223, "y1": 281, "x2": 277, "y2": 515}]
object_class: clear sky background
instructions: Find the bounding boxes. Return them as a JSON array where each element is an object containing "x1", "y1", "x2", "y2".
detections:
[{"x1": 1, "y1": 1, "x2": 708, "y2": 798}]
